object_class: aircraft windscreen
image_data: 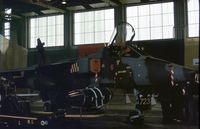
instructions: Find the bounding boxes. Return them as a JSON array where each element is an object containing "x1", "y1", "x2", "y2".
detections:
[
  {"x1": 107, "y1": 22, "x2": 149, "y2": 56},
  {"x1": 108, "y1": 22, "x2": 135, "y2": 46}
]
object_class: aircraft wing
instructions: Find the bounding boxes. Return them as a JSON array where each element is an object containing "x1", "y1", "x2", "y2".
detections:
[{"x1": 0, "y1": 66, "x2": 35, "y2": 79}]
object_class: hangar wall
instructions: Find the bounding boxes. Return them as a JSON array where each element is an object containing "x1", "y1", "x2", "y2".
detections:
[
  {"x1": 185, "y1": 38, "x2": 199, "y2": 70},
  {"x1": 28, "y1": 47, "x2": 77, "y2": 65},
  {"x1": 134, "y1": 39, "x2": 184, "y2": 65}
]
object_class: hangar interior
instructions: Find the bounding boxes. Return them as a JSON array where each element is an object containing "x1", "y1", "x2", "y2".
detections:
[
  {"x1": 0, "y1": 0, "x2": 199, "y2": 128},
  {"x1": 0, "y1": 0, "x2": 199, "y2": 68}
]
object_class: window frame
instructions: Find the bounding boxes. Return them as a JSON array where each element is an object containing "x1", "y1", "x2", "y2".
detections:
[
  {"x1": 28, "y1": 13, "x2": 65, "y2": 49},
  {"x1": 125, "y1": 1, "x2": 175, "y2": 41},
  {"x1": 73, "y1": 8, "x2": 115, "y2": 46}
]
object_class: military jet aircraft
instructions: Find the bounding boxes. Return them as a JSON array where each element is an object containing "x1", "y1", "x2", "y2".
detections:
[
  {"x1": 0, "y1": 22, "x2": 199, "y2": 126},
  {"x1": 0, "y1": 38, "x2": 115, "y2": 126},
  {"x1": 102, "y1": 22, "x2": 199, "y2": 123}
]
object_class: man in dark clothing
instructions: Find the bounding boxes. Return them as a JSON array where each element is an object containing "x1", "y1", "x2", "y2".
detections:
[
  {"x1": 158, "y1": 84, "x2": 174, "y2": 123},
  {"x1": 170, "y1": 82, "x2": 185, "y2": 123},
  {"x1": 184, "y1": 81, "x2": 199, "y2": 125},
  {"x1": 36, "y1": 38, "x2": 47, "y2": 66}
]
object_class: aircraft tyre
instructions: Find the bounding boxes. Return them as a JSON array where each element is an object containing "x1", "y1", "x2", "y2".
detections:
[{"x1": 128, "y1": 109, "x2": 144, "y2": 124}]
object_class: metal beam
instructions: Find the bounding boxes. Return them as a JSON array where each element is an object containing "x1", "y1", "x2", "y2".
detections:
[
  {"x1": 110, "y1": 0, "x2": 122, "y2": 5},
  {"x1": 33, "y1": 2, "x2": 66, "y2": 13},
  {"x1": 0, "y1": 12, "x2": 22, "y2": 19},
  {"x1": 0, "y1": 0, "x2": 3, "y2": 12},
  {"x1": 102, "y1": 0, "x2": 121, "y2": 6},
  {"x1": 83, "y1": 4, "x2": 93, "y2": 9}
]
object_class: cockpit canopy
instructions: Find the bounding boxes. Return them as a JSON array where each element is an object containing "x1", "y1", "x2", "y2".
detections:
[
  {"x1": 106, "y1": 22, "x2": 148, "y2": 58},
  {"x1": 107, "y1": 22, "x2": 135, "y2": 46}
]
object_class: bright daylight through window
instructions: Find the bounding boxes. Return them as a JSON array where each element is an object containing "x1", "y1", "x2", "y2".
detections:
[
  {"x1": 29, "y1": 15, "x2": 64, "y2": 48},
  {"x1": 4, "y1": 8, "x2": 12, "y2": 40},
  {"x1": 126, "y1": 2, "x2": 174, "y2": 41},
  {"x1": 187, "y1": 0, "x2": 199, "y2": 37},
  {"x1": 74, "y1": 9, "x2": 114, "y2": 45}
]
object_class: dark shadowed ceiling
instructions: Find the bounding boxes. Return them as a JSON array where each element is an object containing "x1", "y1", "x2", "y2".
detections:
[
  {"x1": 1, "y1": 0, "x2": 123, "y2": 17},
  {"x1": 0, "y1": 0, "x2": 166, "y2": 18}
]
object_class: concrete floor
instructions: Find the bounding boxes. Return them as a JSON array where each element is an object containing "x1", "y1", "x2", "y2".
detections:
[
  {"x1": 2, "y1": 102, "x2": 198, "y2": 129},
  {"x1": 4, "y1": 91, "x2": 197, "y2": 129}
]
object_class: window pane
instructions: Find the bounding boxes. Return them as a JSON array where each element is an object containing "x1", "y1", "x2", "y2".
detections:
[
  {"x1": 139, "y1": 5, "x2": 149, "y2": 16},
  {"x1": 150, "y1": 4, "x2": 161, "y2": 15},
  {"x1": 30, "y1": 19, "x2": 36, "y2": 27},
  {"x1": 4, "y1": 22, "x2": 10, "y2": 29},
  {"x1": 188, "y1": 11, "x2": 199, "y2": 24},
  {"x1": 163, "y1": 14, "x2": 174, "y2": 26},
  {"x1": 57, "y1": 36, "x2": 64, "y2": 46},
  {"x1": 85, "y1": 12, "x2": 94, "y2": 21},
  {"x1": 38, "y1": 27, "x2": 47, "y2": 37},
  {"x1": 188, "y1": 0, "x2": 199, "y2": 11},
  {"x1": 105, "y1": 9, "x2": 114, "y2": 19},
  {"x1": 127, "y1": 6, "x2": 138, "y2": 17},
  {"x1": 56, "y1": 24, "x2": 64, "y2": 35},
  {"x1": 56, "y1": 15, "x2": 64, "y2": 24},
  {"x1": 139, "y1": 28, "x2": 150, "y2": 40},
  {"x1": 75, "y1": 22, "x2": 84, "y2": 33},
  {"x1": 38, "y1": 17, "x2": 46, "y2": 27},
  {"x1": 95, "y1": 21, "x2": 104, "y2": 32},
  {"x1": 188, "y1": 24, "x2": 199, "y2": 37},
  {"x1": 30, "y1": 38, "x2": 36, "y2": 48},
  {"x1": 75, "y1": 34, "x2": 84, "y2": 44},
  {"x1": 85, "y1": 33, "x2": 94, "y2": 43},
  {"x1": 105, "y1": 20, "x2": 114, "y2": 31},
  {"x1": 48, "y1": 26, "x2": 55, "y2": 36},
  {"x1": 162, "y1": 2, "x2": 174, "y2": 14},
  {"x1": 85, "y1": 22, "x2": 94, "y2": 33},
  {"x1": 5, "y1": 8, "x2": 12, "y2": 14},
  {"x1": 95, "y1": 10, "x2": 104, "y2": 20},
  {"x1": 163, "y1": 26, "x2": 174, "y2": 39},
  {"x1": 95, "y1": 32, "x2": 104, "y2": 43},
  {"x1": 151, "y1": 27, "x2": 162, "y2": 39},
  {"x1": 151, "y1": 15, "x2": 162, "y2": 27},
  {"x1": 4, "y1": 29, "x2": 10, "y2": 36},
  {"x1": 48, "y1": 36, "x2": 55, "y2": 47},
  {"x1": 139, "y1": 16, "x2": 150, "y2": 28},
  {"x1": 74, "y1": 13, "x2": 85, "y2": 22},
  {"x1": 48, "y1": 16, "x2": 55, "y2": 25},
  {"x1": 30, "y1": 27, "x2": 35, "y2": 38}
]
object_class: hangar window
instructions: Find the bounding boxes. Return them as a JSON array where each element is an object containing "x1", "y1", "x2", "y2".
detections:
[
  {"x1": 29, "y1": 14, "x2": 64, "y2": 48},
  {"x1": 187, "y1": 0, "x2": 199, "y2": 37},
  {"x1": 74, "y1": 9, "x2": 114, "y2": 45},
  {"x1": 126, "y1": 2, "x2": 174, "y2": 41},
  {"x1": 3, "y1": 8, "x2": 12, "y2": 40}
]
